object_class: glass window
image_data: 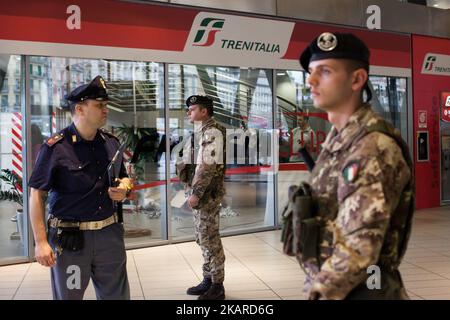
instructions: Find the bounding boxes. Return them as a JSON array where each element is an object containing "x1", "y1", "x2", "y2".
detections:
[
  {"x1": 276, "y1": 70, "x2": 330, "y2": 219},
  {"x1": 0, "y1": 54, "x2": 27, "y2": 259},
  {"x1": 28, "y1": 56, "x2": 166, "y2": 247},
  {"x1": 276, "y1": 70, "x2": 409, "y2": 219},
  {"x1": 1, "y1": 95, "x2": 7, "y2": 107},
  {"x1": 168, "y1": 64, "x2": 276, "y2": 240},
  {"x1": 369, "y1": 76, "x2": 408, "y2": 140}
]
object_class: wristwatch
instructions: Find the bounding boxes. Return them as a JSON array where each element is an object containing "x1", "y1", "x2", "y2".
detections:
[{"x1": 125, "y1": 184, "x2": 133, "y2": 198}]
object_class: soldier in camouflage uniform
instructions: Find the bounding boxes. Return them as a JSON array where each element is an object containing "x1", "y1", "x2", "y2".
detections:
[
  {"x1": 298, "y1": 32, "x2": 414, "y2": 299},
  {"x1": 176, "y1": 95, "x2": 227, "y2": 300}
]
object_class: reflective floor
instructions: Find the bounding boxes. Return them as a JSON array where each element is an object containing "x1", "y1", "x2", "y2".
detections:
[{"x1": 1, "y1": 207, "x2": 450, "y2": 300}]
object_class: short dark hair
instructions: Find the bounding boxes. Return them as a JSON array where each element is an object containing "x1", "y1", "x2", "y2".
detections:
[
  {"x1": 199, "y1": 103, "x2": 214, "y2": 117},
  {"x1": 342, "y1": 59, "x2": 369, "y2": 73},
  {"x1": 69, "y1": 100, "x2": 87, "y2": 115},
  {"x1": 342, "y1": 59, "x2": 372, "y2": 102},
  {"x1": 69, "y1": 101, "x2": 77, "y2": 115}
]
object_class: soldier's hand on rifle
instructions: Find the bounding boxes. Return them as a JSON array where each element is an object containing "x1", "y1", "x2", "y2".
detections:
[{"x1": 187, "y1": 194, "x2": 199, "y2": 208}]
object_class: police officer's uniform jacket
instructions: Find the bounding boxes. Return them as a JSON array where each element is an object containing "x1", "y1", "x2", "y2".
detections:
[{"x1": 29, "y1": 123, "x2": 126, "y2": 222}]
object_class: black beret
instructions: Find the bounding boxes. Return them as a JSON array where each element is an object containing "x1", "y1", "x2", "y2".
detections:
[
  {"x1": 300, "y1": 32, "x2": 370, "y2": 72},
  {"x1": 185, "y1": 95, "x2": 213, "y2": 108},
  {"x1": 65, "y1": 75, "x2": 108, "y2": 104},
  {"x1": 186, "y1": 95, "x2": 214, "y2": 115}
]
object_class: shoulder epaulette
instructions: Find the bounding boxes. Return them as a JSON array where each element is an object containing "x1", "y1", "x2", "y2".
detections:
[{"x1": 45, "y1": 132, "x2": 64, "y2": 147}]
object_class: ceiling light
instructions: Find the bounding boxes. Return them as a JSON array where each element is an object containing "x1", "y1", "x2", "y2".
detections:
[{"x1": 107, "y1": 105, "x2": 125, "y2": 113}]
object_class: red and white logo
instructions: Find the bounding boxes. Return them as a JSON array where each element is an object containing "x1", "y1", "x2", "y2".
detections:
[
  {"x1": 184, "y1": 12, "x2": 294, "y2": 68},
  {"x1": 422, "y1": 53, "x2": 450, "y2": 76},
  {"x1": 441, "y1": 92, "x2": 450, "y2": 122},
  {"x1": 192, "y1": 18, "x2": 225, "y2": 47}
]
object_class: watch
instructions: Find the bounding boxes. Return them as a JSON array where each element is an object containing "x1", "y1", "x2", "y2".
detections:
[{"x1": 125, "y1": 183, "x2": 133, "y2": 198}]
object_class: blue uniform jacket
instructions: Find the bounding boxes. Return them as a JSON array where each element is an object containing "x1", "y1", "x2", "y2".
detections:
[{"x1": 29, "y1": 123, "x2": 127, "y2": 222}]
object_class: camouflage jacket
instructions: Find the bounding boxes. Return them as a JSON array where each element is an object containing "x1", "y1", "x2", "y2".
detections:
[
  {"x1": 176, "y1": 118, "x2": 226, "y2": 207},
  {"x1": 305, "y1": 104, "x2": 414, "y2": 299}
]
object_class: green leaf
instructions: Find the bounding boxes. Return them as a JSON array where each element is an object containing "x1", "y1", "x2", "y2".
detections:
[{"x1": 0, "y1": 169, "x2": 23, "y2": 207}]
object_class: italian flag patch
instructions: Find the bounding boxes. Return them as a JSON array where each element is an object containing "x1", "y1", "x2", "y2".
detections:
[{"x1": 343, "y1": 162, "x2": 359, "y2": 183}]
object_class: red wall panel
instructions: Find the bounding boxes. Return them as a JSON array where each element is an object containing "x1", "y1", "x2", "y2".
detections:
[{"x1": 412, "y1": 35, "x2": 450, "y2": 209}]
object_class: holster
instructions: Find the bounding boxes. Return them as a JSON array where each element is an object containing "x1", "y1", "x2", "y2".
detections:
[
  {"x1": 281, "y1": 182, "x2": 320, "y2": 264},
  {"x1": 117, "y1": 202, "x2": 124, "y2": 223},
  {"x1": 57, "y1": 227, "x2": 84, "y2": 252}
]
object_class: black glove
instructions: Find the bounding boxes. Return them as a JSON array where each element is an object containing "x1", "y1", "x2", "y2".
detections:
[{"x1": 57, "y1": 227, "x2": 84, "y2": 252}]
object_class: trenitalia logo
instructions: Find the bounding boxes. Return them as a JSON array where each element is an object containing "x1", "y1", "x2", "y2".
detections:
[
  {"x1": 185, "y1": 12, "x2": 294, "y2": 67},
  {"x1": 193, "y1": 18, "x2": 225, "y2": 46},
  {"x1": 422, "y1": 53, "x2": 450, "y2": 76},
  {"x1": 424, "y1": 55, "x2": 436, "y2": 71}
]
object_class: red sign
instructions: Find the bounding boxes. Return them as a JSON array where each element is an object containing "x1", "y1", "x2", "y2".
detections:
[
  {"x1": 0, "y1": 0, "x2": 411, "y2": 69},
  {"x1": 442, "y1": 92, "x2": 450, "y2": 123},
  {"x1": 418, "y1": 110, "x2": 427, "y2": 128},
  {"x1": 443, "y1": 92, "x2": 450, "y2": 107}
]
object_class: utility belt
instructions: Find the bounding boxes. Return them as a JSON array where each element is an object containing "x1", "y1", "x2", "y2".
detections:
[
  {"x1": 49, "y1": 212, "x2": 119, "y2": 231},
  {"x1": 48, "y1": 213, "x2": 119, "y2": 254}
]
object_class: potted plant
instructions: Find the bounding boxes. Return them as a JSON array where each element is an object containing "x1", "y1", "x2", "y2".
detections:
[
  {"x1": 115, "y1": 123, "x2": 159, "y2": 180},
  {"x1": 0, "y1": 169, "x2": 24, "y2": 241}
]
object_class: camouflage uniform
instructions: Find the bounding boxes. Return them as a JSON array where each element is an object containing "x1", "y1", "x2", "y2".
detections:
[
  {"x1": 304, "y1": 104, "x2": 414, "y2": 300},
  {"x1": 177, "y1": 118, "x2": 227, "y2": 283}
]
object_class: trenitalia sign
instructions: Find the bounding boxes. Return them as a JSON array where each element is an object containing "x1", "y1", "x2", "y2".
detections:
[
  {"x1": 421, "y1": 53, "x2": 450, "y2": 76},
  {"x1": 0, "y1": 2, "x2": 411, "y2": 72},
  {"x1": 185, "y1": 12, "x2": 294, "y2": 67}
]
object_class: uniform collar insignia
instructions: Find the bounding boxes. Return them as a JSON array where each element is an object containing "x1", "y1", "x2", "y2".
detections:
[{"x1": 68, "y1": 123, "x2": 83, "y2": 144}]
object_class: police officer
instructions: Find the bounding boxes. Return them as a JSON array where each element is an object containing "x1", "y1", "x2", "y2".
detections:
[
  {"x1": 298, "y1": 33, "x2": 414, "y2": 299},
  {"x1": 28, "y1": 76, "x2": 133, "y2": 300},
  {"x1": 176, "y1": 95, "x2": 227, "y2": 300}
]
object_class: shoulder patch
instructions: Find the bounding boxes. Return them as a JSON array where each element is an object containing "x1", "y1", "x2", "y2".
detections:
[
  {"x1": 342, "y1": 161, "x2": 360, "y2": 183},
  {"x1": 45, "y1": 133, "x2": 64, "y2": 147}
]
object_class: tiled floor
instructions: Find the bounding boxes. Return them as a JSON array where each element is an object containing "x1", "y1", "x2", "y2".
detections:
[{"x1": 1, "y1": 207, "x2": 450, "y2": 300}]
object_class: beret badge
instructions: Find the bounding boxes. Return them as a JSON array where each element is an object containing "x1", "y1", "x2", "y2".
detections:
[{"x1": 317, "y1": 32, "x2": 338, "y2": 52}]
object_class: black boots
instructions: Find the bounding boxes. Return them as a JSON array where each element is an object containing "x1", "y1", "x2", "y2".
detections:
[
  {"x1": 198, "y1": 283, "x2": 225, "y2": 300},
  {"x1": 186, "y1": 277, "x2": 212, "y2": 295},
  {"x1": 187, "y1": 278, "x2": 225, "y2": 300}
]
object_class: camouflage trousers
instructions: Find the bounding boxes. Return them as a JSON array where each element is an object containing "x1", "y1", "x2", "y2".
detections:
[{"x1": 192, "y1": 198, "x2": 225, "y2": 284}]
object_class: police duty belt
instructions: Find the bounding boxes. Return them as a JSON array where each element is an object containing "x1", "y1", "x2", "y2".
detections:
[{"x1": 49, "y1": 213, "x2": 119, "y2": 231}]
